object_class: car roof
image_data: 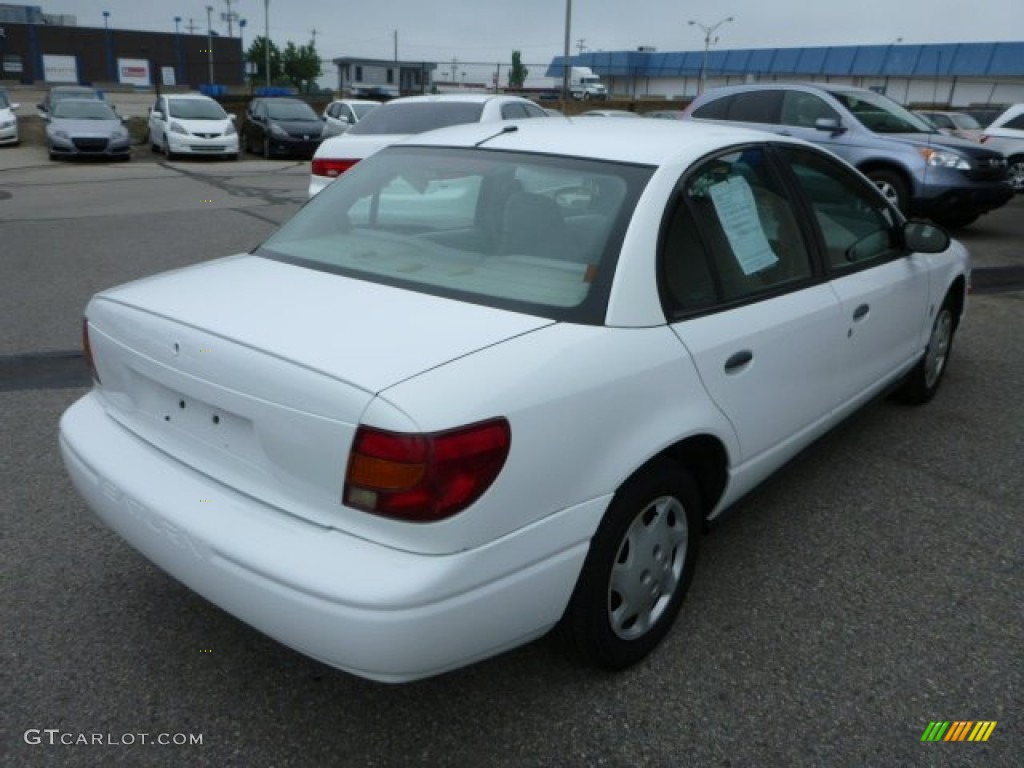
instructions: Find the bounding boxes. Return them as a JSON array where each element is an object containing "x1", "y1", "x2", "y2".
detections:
[{"x1": 399, "y1": 117, "x2": 797, "y2": 168}]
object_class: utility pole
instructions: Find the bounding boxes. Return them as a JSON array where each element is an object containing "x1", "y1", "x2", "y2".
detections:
[
  {"x1": 206, "y1": 5, "x2": 215, "y2": 84},
  {"x1": 576, "y1": 38, "x2": 586, "y2": 55},
  {"x1": 223, "y1": 0, "x2": 235, "y2": 36},
  {"x1": 185, "y1": 18, "x2": 198, "y2": 34},
  {"x1": 450, "y1": 57, "x2": 458, "y2": 83},
  {"x1": 311, "y1": 28, "x2": 319, "y2": 47}
]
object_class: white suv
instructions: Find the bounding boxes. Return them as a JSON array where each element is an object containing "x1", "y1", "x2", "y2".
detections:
[
  {"x1": 149, "y1": 93, "x2": 239, "y2": 160},
  {"x1": 980, "y1": 104, "x2": 1024, "y2": 192}
]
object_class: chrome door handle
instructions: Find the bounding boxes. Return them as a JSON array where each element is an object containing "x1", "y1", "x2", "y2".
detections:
[{"x1": 853, "y1": 304, "x2": 870, "y2": 321}]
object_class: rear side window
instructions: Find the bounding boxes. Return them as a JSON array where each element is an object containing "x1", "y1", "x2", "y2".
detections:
[
  {"x1": 691, "y1": 96, "x2": 731, "y2": 120},
  {"x1": 661, "y1": 145, "x2": 812, "y2": 314},
  {"x1": 725, "y1": 90, "x2": 782, "y2": 124},
  {"x1": 1003, "y1": 113, "x2": 1024, "y2": 130}
]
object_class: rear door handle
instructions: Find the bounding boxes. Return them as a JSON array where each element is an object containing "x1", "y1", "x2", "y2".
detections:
[
  {"x1": 853, "y1": 303, "x2": 870, "y2": 321},
  {"x1": 724, "y1": 349, "x2": 753, "y2": 373}
]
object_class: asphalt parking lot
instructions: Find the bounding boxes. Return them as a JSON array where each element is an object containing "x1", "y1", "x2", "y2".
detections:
[{"x1": 1, "y1": 147, "x2": 1022, "y2": 767}]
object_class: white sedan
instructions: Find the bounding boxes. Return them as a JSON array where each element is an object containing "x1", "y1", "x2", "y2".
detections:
[
  {"x1": 308, "y1": 93, "x2": 551, "y2": 197},
  {"x1": 60, "y1": 119, "x2": 968, "y2": 682}
]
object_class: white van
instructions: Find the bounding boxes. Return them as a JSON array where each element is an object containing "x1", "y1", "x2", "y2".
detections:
[{"x1": 149, "y1": 93, "x2": 239, "y2": 160}]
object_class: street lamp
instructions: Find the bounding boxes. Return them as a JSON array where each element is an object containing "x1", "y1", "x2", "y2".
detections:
[
  {"x1": 239, "y1": 18, "x2": 247, "y2": 82},
  {"x1": 102, "y1": 11, "x2": 114, "y2": 82},
  {"x1": 264, "y1": 0, "x2": 271, "y2": 90},
  {"x1": 562, "y1": 0, "x2": 572, "y2": 106},
  {"x1": 688, "y1": 15, "x2": 733, "y2": 95},
  {"x1": 174, "y1": 16, "x2": 182, "y2": 84},
  {"x1": 206, "y1": 5, "x2": 214, "y2": 86},
  {"x1": 882, "y1": 36, "x2": 903, "y2": 95}
]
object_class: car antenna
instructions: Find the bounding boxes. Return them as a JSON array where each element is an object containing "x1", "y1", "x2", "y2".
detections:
[{"x1": 475, "y1": 124, "x2": 518, "y2": 147}]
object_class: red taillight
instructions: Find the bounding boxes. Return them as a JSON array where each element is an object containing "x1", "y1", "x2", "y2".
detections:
[
  {"x1": 344, "y1": 418, "x2": 511, "y2": 522},
  {"x1": 311, "y1": 157, "x2": 359, "y2": 178},
  {"x1": 82, "y1": 318, "x2": 100, "y2": 384},
  {"x1": 979, "y1": 135, "x2": 990, "y2": 144}
]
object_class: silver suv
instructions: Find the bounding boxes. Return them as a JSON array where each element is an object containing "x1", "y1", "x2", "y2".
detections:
[{"x1": 685, "y1": 83, "x2": 1014, "y2": 228}]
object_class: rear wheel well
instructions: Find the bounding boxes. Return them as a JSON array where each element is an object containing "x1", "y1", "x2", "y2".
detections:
[
  {"x1": 658, "y1": 435, "x2": 729, "y2": 519},
  {"x1": 946, "y1": 275, "x2": 966, "y2": 328}
]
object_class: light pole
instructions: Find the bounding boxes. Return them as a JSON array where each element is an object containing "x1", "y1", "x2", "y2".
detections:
[
  {"x1": 882, "y1": 36, "x2": 903, "y2": 95},
  {"x1": 174, "y1": 16, "x2": 182, "y2": 85},
  {"x1": 688, "y1": 15, "x2": 733, "y2": 95},
  {"x1": 102, "y1": 11, "x2": 114, "y2": 82},
  {"x1": 206, "y1": 5, "x2": 214, "y2": 86},
  {"x1": 561, "y1": 0, "x2": 571, "y2": 107},
  {"x1": 239, "y1": 18, "x2": 247, "y2": 82},
  {"x1": 264, "y1": 0, "x2": 271, "y2": 90}
]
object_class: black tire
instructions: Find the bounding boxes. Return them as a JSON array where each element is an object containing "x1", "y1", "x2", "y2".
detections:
[
  {"x1": 897, "y1": 300, "x2": 957, "y2": 404},
  {"x1": 1007, "y1": 155, "x2": 1024, "y2": 193},
  {"x1": 866, "y1": 169, "x2": 909, "y2": 214},
  {"x1": 560, "y1": 458, "x2": 701, "y2": 670}
]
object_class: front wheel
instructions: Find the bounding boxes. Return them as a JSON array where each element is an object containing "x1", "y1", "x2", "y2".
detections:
[
  {"x1": 866, "y1": 169, "x2": 910, "y2": 214},
  {"x1": 897, "y1": 302, "x2": 956, "y2": 404},
  {"x1": 560, "y1": 458, "x2": 701, "y2": 670}
]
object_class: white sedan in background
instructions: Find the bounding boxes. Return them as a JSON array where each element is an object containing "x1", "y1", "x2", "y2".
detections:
[
  {"x1": 308, "y1": 93, "x2": 551, "y2": 197},
  {"x1": 61, "y1": 119, "x2": 968, "y2": 683}
]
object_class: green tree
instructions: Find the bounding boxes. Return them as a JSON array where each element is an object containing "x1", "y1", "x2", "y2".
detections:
[
  {"x1": 509, "y1": 51, "x2": 529, "y2": 89},
  {"x1": 245, "y1": 35, "x2": 284, "y2": 86},
  {"x1": 283, "y1": 41, "x2": 323, "y2": 93}
]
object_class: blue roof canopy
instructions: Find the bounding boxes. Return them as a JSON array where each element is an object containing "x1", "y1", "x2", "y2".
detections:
[{"x1": 546, "y1": 41, "x2": 1024, "y2": 80}]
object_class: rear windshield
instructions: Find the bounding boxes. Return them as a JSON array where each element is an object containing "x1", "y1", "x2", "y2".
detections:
[
  {"x1": 169, "y1": 99, "x2": 228, "y2": 120},
  {"x1": 348, "y1": 102, "x2": 486, "y2": 136},
  {"x1": 258, "y1": 146, "x2": 653, "y2": 323}
]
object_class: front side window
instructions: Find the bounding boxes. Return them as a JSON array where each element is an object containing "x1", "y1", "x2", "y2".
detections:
[
  {"x1": 781, "y1": 92, "x2": 840, "y2": 128},
  {"x1": 779, "y1": 147, "x2": 899, "y2": 271},
  {"x1": 259, "y1": 147, "x2": 653, "y2": 323},
  {"x1": 661, "y1": 145, "x2": 812, "y2": 314},
  {"x1": 829, "y1": 89, "x2": 935, "y2": 134}
]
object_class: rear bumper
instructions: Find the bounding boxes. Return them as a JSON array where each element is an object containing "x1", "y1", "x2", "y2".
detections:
[{"x1": 59, "y1": 392, "x2": 599, "y2": 682}]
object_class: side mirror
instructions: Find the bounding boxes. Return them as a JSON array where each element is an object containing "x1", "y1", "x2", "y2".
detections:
[
  {"x1": 815, "y1": 117, "x2": 844, "y2": 136},
  {"x1": 903, "y1": 219, "x2": 950, "y2": 254}
]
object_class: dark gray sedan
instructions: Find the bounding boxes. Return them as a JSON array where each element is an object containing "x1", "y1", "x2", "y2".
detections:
[{"x1": 46, "y1": 99, "x2": 132, "y2": 161}]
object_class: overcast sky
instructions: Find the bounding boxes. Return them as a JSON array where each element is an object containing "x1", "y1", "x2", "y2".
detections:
[{"x1": 48, "y1": 0, "x2": 1024, "y2": 74}]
